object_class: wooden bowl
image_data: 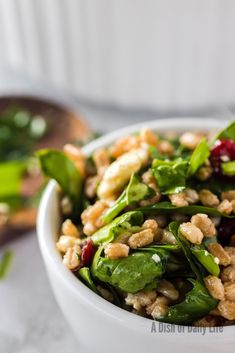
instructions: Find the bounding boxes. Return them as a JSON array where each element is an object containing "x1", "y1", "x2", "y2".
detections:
[{"x1": 0, "y1": 96, "x2": 90, "y2": 245}]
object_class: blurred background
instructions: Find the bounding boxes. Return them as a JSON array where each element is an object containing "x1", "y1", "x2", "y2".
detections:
[
  {"x1": 1, "y1": 0, "x2": 235, "y2": 129},
  {"x1": 1, "y1": 1, "x2": 235, "y2": 353}
]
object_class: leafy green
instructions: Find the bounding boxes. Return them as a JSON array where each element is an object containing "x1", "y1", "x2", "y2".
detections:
[
  {"x1": 92, "y1": 250, "x2": 168, "y2": 293},
  {"x1": 222, "y1": 161, "x2": 235, "y2": 176},
  {"x1": 0, "y1": 195, "x2": 25, "y2": 210},
  {"x1": 188, "y1": 176, "x2": 235, "y2": 195},
  {"x1": 0, "y1": 160, "x2": 27, "y2": 198},
  {"x1": 138, "y1": 244, "x2": 180, "y2": 252},
  {"x1": 191, "y1": 246, "x2": 220, "y2": 276},
  {"x1": 169, "y1": 222, "x2": 220, "y2": 278},
  {"x1": 166, "y1": 269, "x2": 195, "y2": 279},
  {"x1": 169, "y1": 222, "x2": 203, "y2": 280},
  {"x1": 138, "y1": 201, "x2": 235, "y2": 218},
  {"x1": 91, "y1": 211, "x2": 143, "y2": 245},
  {"x1": 102, "y1": 174, "x2": 154, "y2": 224},
  {"x1": 151, "y1": 139, "x2": 210, "y2": 194},
  {"x1": 0, "y1": 106, "x2": 48, "y2": 161},
  {"x1": 142, "y1": 280, "x2": 159, "y2": 291},
  {"x1": 152, "y1": 158, "x2": 188, "y2": 194},
  {"x1": 0, "y1": 250, "x2": 13, "y2": 279},
  {"x1": 79, "y1": 267, "x2": 99, "y2": 294},
  {"x1": 187, "y1": 138, "x2": 210, "y2": 177},
  {"x1": 138, "y1": 244, "x2": 187, "y2": 274},
  {"x1": 37, "y1": 149, "x2": 82, "y2": 214},
  {"x1": 215, "y1": 120, "x2": 235, "y2": 142},
  {"x1": 149, "y1": 146, "x2": 166, "y2": 160},
  {"x1": 162, "y1": 279, "x2": 218, "y2": 325}
]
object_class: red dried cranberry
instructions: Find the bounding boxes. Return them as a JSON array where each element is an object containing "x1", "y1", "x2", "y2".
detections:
[
  {"x1": 210, "y1": 139, "x2": 235, "y2": 179},
  {"x1": 217, "y1": 218, "x2": 235, "y2": 246},
  {"x1": 81, "y1": 240, "x2": 96, "y2": 267}
]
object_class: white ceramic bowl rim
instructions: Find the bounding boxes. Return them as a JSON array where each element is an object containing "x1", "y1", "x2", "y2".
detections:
[{"x1": 37, "y1": 118, "x2": 234, "y2": 340}]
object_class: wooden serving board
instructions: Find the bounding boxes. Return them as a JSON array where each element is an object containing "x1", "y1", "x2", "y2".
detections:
[{"x1": 0, "y1": 96, "x2": 90, "y2": 246}]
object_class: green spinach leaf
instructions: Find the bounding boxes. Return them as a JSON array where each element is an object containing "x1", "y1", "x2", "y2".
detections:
[
  {"x1": 102, "y1": 174, "x2": 154, "y2": 224},
  {"x1": 0, "y1": 160, "x2": 27, "y2": 199},
  {"x1": 92, "y1": 250, "x2": 169, "y2": 293},
  {"x1": 138, "y1": 201, "x2": 235, "y2": 218},
  {"x1": 138, "y1": 244, "x2": 181, "y2": 252},
  {"x1": 169, "y1": 222, "x2": 203, "y2": 280},
  {"x1": 188, "y1": 176, "x2": 235, "y2": 195},
  {"x1": 37, "y1": 149, "x2": 82, "y2": 214},
  {"x1": 0, "y1": 250, "x2": 13, "y2": 279},
  {"x1": 222, "y1": 161, "x2": 235, "y2": 176},
  {"x1": 152, "y1": 158, "x2": 188, "y2": 194},
  {"x1": 214, "y1": 120, "x2": 235, "y2": 141},
  {"x1": 187, "y1": 138, "x2": 210, "y2": 177},
  {"x1": 91, "y1": 211, "x2": 143, "y2": 245},
  {"x1": 161, "y1": 279, "x2": 218, "y2": 325},
  {"x1": 149, "y1": 146, "x2": 166, "y2": 160},
  {"x1": 0, "y1": 107, "x2": 47, "y2": 161},
  {"x1": 191, "y1": 246, "x2": 220, "y2": 276},
  {"x1": 79, "y1": 267, "x2": 99, "y2": 294},
  {"x1": 138, "y1": 245, "x2": 187, "y2": 273}
]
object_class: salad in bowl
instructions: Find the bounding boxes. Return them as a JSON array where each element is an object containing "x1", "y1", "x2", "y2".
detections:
[{"x1": 38, "y1": 119, "x2": 235, "y2": 327}]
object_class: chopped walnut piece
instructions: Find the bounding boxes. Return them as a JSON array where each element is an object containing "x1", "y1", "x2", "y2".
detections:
[
  {"x1": 217, "y1": 200, "x2": 233, "y2": 215},
  {"x1": 191, "y1": 214, "x2": 216, "y2": 238},
  {"x1": 218, "y1": 300, "x2": 235, "y2": 320},
  {"x1": 199, "y1": 189, "x2": 219, "y2": 207},
  {"x1": 128, "y1": 229, "x2": 154, "y2": 249},
  {"x1": 104, "y1": 243, "x2": 129, "y2": 260},
  {"x1": 169, "y1": 193, "x2": 188, "y2": 207},
  {"x1": 180, "y1": 222, "x2": 204, "y2": 244},
  {"x1": 208, "y1": 243, "x2": 231, "y2": 267},
  {"x1": 204, "y1": 275, "x2": 225, "y2": 300}
]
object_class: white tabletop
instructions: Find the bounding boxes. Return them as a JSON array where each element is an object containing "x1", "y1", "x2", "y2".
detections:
[{"x1": 0, "y1": 233, "x2": 80, "y2": 353}]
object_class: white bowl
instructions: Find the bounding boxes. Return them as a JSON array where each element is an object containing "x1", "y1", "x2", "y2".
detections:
[{"x1": 37, "y1": 118, "x2": 234, "y2": 353}]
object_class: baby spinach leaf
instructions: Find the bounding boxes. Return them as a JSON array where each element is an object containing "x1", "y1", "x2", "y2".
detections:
[
  {"x1": 92, "y1": 250, "x2": 168, "y2": 293},
  {"x1": 222, "y1": 161, "x2": 235, "y2": 176},
  {"x1": 0, "y1": 250, "x2": 13, "y2": 279},
  {"x1": 102, "y1": 174, "x2": 154, "y2": 224},
  {"x1": 138, "y1": 244, "x2": 187, "y2": 273},
  {"x1": 165, "y1": 253, "x2": 189, "y2": 273},
  {"x1": 151, "y1": 158, "x2": 188, "y2": 194},
  {"x1": 138, "y1": 201, "x2": 235, "y2": 218},
  {"x1": 169, "y1": 222, "x2": 203, "y2": 281},
  {"x1": 191, "y1": 246, "x2": 220, "y2": 276},
  {"x1": 188, "y1": 176, "x2": 235, "y2": 195},
  {"x1": 214, "y1": 120, "x2": 235, "y2": 142},
  {"x1": 161, "y1": 279, "x2": 218, "y2": 325},
  {"x1": 0, "y1": 160, "x2": 27, "y2": 199},
  {"x1": 37, "y1": 149, "x2": 82, "y2": 214},
  {"x1": 79, "y1": 267, "x2": 99, "y2": 294},
  {"x1": 149, "y1": 146, "x2": 166, "y2": 160},
  {"x1": 0, "y1": 106, "x2": 48, "y2": 161},
  {"x1": 142, "y1": 280, "x2": 159, "y2": 291},
  {"x1": 102, "y1": 283, "x2": 122, "y2": 307},
  {"x1": 138, "y1": 244, "x2": 181, "y2": 252},
  {"x1": 166, "y1": 269, "x2": 195, "y2": 279},
  {"x1": 79, "y1": 265, "x2": 122, "y2": 305},
  {"x1": 91, "y1": 211, "x2": 143, "y2": 245},
  {"x1": 187, "y1": 138, "x2": 210, "y2": 177},
  {"x1": 91, "y1": 246, "x2": 104, "y2": 275}
]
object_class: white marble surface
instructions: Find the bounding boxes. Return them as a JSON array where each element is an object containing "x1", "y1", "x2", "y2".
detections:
[{"x1": 0, "y1": 233, "x2": 81, "y2": 353}]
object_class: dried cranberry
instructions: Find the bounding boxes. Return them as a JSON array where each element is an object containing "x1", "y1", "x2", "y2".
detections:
[
  {"x1": 210, "y1": 139, "x2": 235, "y2": 179},
  {"x1": 217, "y1": 218, "x2": 235, "y2": 246},
  {"x1": 81, "y1": 240, "x2": 96, "y2": 267}
]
